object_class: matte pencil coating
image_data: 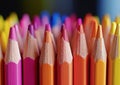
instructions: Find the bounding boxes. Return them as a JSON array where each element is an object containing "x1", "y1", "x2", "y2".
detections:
[
  {"x1": 71, "y1": 22, "x2": 88, "y2": 85},
  {"x1": 40, "y1": 24, "x2": 55, "y2": 85},
  {"x1": 57, "y1": 24, "x2": 73, "y2": 85},
  {"x1": 4, "y1": 27, "x2": 22, "y2": 85},
  {"x1": 23, "y1": 24, "x2": 39, "y2": 85}
]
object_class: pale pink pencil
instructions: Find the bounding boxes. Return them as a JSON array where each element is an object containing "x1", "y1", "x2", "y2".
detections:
[
  {"x1": 14, "y1": 24, "x2": 23, "y2": 54},
  {"x1": 4, "y1": 26, "x2": 22, "y2": 85},
  {"x1": 23, "y1": 24, "x2": 39, "y2": 85}
]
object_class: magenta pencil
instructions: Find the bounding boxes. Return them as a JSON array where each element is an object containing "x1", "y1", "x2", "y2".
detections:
[
  {"x1": 23, "y1": 24, "x2": 39, "y2": 85},
  {"x1": 19, "y1": 14, "x2": 31, "y2": 40},
  {"x1": 4, "y1": 27, "x2": 22, "y2": 85}
]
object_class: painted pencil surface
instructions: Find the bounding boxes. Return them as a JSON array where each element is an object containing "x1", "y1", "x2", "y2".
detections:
[
  {"x1": 14, "y1": 24, "x2": 23, "y2": 54},
  {"x1": 23, "y1": 24, "x2": 39, "y2": 85},
  {"x1": 0, "y1": 31, "x2": 7, "y2": 55},
  {"x1": 90, "y1": 21, "x2": 98, "y2": 85},
  {"x1": 90, "y1": 25, "x2": 107, "y2": 85},
  {"x1": 108, "y1": 22, "x2": 116, "y2": 53},
  {"x1": 71, "y1": 22, "x2": 88, "y2": 85},
  {"x1": 108, "y1": 23, "x2": 120, "y2": 85},
  {"x1": 57, "y1": 24, "x2": 73, "y2": 85},
  {"x1": 0, "y1": 45, "x2": 4, "y2": 85},
  {"x1": 102, "y1": 14, "x2": 111, "y2": 52},
  {"x1": 40, "y1": 24, "x2": 55, "y2": 85},
  {"x1": 4, "y1": 27, "x2": 22, "y2": 85}
]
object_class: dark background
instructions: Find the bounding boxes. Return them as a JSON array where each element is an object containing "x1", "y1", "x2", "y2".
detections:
[{"x1": 0, "y1": 0, "x2": 97, "y2": 19}]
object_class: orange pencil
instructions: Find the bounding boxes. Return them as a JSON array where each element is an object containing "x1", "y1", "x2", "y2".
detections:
[
  {"x1": 71, "y1": 22, "x2": 88, "y2": 85},
  {"x1": 0, "y1": 45, "x2": 4, "y2": 85},
  {"x1": 83, "y1": 14, "x2": 93, "y2": 46},
  {"x1": 57, "y1": 24, "x2": 73, "y2": 85},
  {"x1": 40, "y1": 24, "x2": 55, "y2": 85},
  {"x1": 90, "y1": 20, "x2": 98, "y2": 85},
  {"x1": 90, "y1": 25, "x2": 107, "y2": 85}
]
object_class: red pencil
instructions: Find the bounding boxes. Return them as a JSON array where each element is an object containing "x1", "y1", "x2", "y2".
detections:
[{"x1": 71, "y1": 22, "x2": 88, "y2": 85}]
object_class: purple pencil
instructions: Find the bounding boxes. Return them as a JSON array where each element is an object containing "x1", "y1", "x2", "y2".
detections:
[{"x1": 4, "y1": 26, "x2": 22, "y2": 85}]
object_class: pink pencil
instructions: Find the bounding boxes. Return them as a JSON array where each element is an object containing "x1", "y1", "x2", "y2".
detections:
[
  {"x1": 14, "y1": 24, "x2": 23, "y2": 54},
  {"x1": 23, "y1": 24, "x2": 39, "y2": 85},
  {"x1": 19, "y1": 14, "x2": 31, "y2": 40},
  {"x1": 4, "y1": 26, "x2": 22, "y2": 85}
]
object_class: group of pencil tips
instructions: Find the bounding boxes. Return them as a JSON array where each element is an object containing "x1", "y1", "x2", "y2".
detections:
[{"x1": 0, "y1": 11, "x2": 120, "y2": 85}]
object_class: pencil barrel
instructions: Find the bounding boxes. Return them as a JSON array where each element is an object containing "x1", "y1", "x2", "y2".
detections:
[{"x1": 5, "y1": 61, "x2": 22, "y2": 85}]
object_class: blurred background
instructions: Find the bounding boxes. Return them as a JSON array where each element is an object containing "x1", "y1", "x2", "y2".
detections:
[{"x1": 0, "y1": 0, "x2": 120, "y2": 20}]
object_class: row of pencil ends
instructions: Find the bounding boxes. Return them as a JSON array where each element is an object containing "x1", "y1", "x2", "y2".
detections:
[{"x1": 1, "y1": 13, "x2": 120, "y2": 85}]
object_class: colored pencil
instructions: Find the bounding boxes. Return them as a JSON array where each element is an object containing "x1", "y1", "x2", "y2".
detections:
[
  {"x1": 51, "y1": 13, "x2": 61, "y2": 40},
  {"x1": 90, "y1": 25, "x2": 107, "y2": 85},
  {"x1": 65, "y1": 17, "x2": 72, "y2": 39},
  {"x1": 40, "y1": 24, "x2": 55, "y2": 85},
  {"x1": 115, "y1": 16, "x2": 120, "y2": 24},
  {"x1": 102, "y1": 14, "x2": 111, "y2": 52},
  {"x1": 19, "y1": 14, "x2": 31, "y2": 40},
  {"x1": 90, "y1": 20, "x2": 98, "y2": 85},
  {"x1": 14, "y1": 24, "x2": 23, "y2": 54},
  {"x1": 71, "y1": 22, "x2": 88, "y2": 85},
  {"x1": 57, "y1": 24, "x2": 73, "y2": 85},
  {"x1": 4, "y1": 26, "x2": 22, "y2": 85},
  {"x1": 23, "y1": 24, "x2": 39, "y2": 85},
  {"x1": 108, "y1": 22, "x2": 116, "y2": 54},
  {"x1": 108, "y1": 23, "x2": 120, "y2": 85},
  {"x1": 0, "y1": 45, "x2": 4, "y2": 85},
  {"x1": 0, "y1": 31, "x2": 7, "y2": 55},
  {"x1": 0, "y1": 15, "x2": 4, "y2": 32}
]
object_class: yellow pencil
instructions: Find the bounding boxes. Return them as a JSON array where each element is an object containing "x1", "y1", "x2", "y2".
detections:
[{"x1": 108, "y1": 23, "x2": 120, "y2": 85}]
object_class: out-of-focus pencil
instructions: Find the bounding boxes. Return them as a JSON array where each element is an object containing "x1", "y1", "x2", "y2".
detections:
[
  {"x1": 0, "y1": 44, "x2": 4, "y2": 85},
  {"x1": 102, "y1": 14, "x2": 111, "y2": 52}
]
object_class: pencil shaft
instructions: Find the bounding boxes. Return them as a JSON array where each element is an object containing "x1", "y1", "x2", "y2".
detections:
[
  {"x1": 58, "y1": 62, "x2": 72, "y2": 85},
  {"x1": 5, "y1": 61, "x2": 22, "y2": 85},
  {"x1": 74, "y1": 56, "x2": 87, "y2": 85},
  {"x1": 40, "y1": 64, "x2": 54, "y2": 85},
  {"x1": 23, "y1": 58, "x2": 38, "y2": 85}
]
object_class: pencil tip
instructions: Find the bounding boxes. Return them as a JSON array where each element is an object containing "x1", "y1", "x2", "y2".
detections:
[
  {"x1": 45, "y1": 24, "x2": 51, "y2": 31},
  {"x1": 9, "y1": 26, "x2": 17, "y2": 40},
  {"x1": 78, "y1": 18, "x2": 82, "y2": 25},
  {"x1": 28, "y1": 24, "x2": 34, "y2": 37},
  {"x1": 91, "y1": 20, "x2": 98, "y2": 38},
  {"x1": 77, "y1": 24, "x2": 84, "y2": 33},
  {"x1": 110, "y1": 22, "x2": 116, "y2": 35},
  {"x1": 33, "y1": 16, "x2": 41, "y2": 30},
  {"x1": 115, "y1": 23, "x2": 120, "y2": 36},
  {"x1": 97, "y1": 25, "x2": 103, "y2": 38},
  {"x1": 61, "y1": 24, "x2": 68, "y2": 41},
  {"x1": 102, "y1": 14, "x2": 111, "y2": 28}
]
